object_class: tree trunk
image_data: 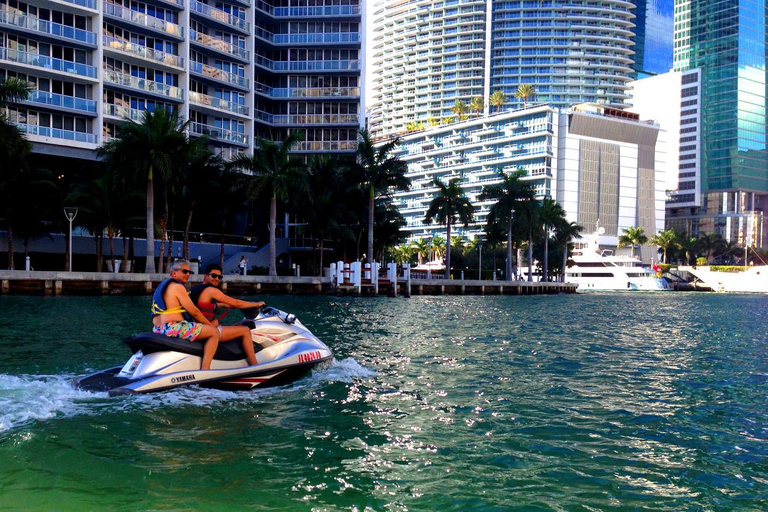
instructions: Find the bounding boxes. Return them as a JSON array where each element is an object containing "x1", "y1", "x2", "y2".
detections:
[
  {"x1": 166, "y1": 206, "x2": 174, "y2": 269},
  {"x1": 95, "y1": 234, "x2": 103, "y2": 272},
  {"x1": 108, "y1": 227, "x2": 116, "y2": 272},
  {"x1": 121, "y1": 233, "x2": 128, "y2": 273},
  {"x1": 219, "y1": 221, "x2": 226, "y2": 268},
  {"x1": 542, "y1": 224, "x2": 549, "y2": 282},
  {"x1": 506, "y1": 216, "x2": 513, "y2": 281},
  {"x1": 367, "y1": 186, "x2": 374, "y2": 265},
  {"x1": 269, "y1": 193, "x2": 277, "y2": 276},
  {"x1": 145, "y1": 174, "x2": 156, "y2": 273},
  {"x1": 7, "y1": 220, "x2": 14, "y2": 270},
  {"x1": 445, "y1": 221, "x2": 452, "y2": 279},
  {"x1": 128, "y1": 234, "x2": 135, "y2": 273},
  {"x1": 562, "y1": 247, "x2": 568, "y2": 282},
  {"x1": 318, "y1": 237, "x2": 325, "y2": 277},
  {"x1": 65, "y1": 224, "x2": 71, "y2": 272},
  {"x1": 527, "y1": 232, "x2": 533, "y2": 282},
  {"x1": 158, "y1": 192, "x2": 168, "y2": 274},
  {"x1": 184, "y1": 206, "x2": 194, "y2": 261}
]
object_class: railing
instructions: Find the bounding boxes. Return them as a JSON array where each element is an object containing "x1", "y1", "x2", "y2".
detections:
[
  {"x1": 103, "y1": 2, "x2": 183, "y2": 38},
  {"x1": 103, "y1": 36, "x2": 184, "y2": 68},
  {"x1": 56, "y1": 0, "x2": 97, "y2": 9},
  {"x1": 190, "y1": 30, "x2": 249, "y2": 60},
  {"x1": 26, "y1": 90, "x2": 97, "y2": 113},
  {"x1": 254, "y1": 110, "x2": 358, "y2": 125},
  {"x1": 295, "y1": 140, "x2": 357, "y2": 152},
  {"x1": 189, "y1": 122, "x2": 248, "y2": 145},
  {"x1": 254, "y1": 54, "x2": 359, "y2": 71},
  {"x1": 0, "y1": 47, "x2": 97, "y2": 78},
  {"x1": 255, "y1": 1, "x2": 360, "y2": 17},
  {"x1": 104, "y1": 69, "x2": 184, "y2": 100},
  {"x1": 189, "y1": 61, "x2": 249, "y2": 89},
  {"x1": 190, "y1": 0, "x2": 249, "y2": 32},
  {"x1": 188, "y1": 91, "x2": 249, "y2": 116},
  {"x1": 103, "y1": 103, "x2": 144, "y2": 122},
  {"x1": 0, "y1": 10, "x2": 97, "y2": 45},
  {"x1": 17, "y1": 122, "x2": 97, "y2": 144},
  {"x1": 254, "y1": 27, "x2": 359, "y2": 45},
  {"x1": 253, "y1": 83, "x2": 359, "y2": 99}
]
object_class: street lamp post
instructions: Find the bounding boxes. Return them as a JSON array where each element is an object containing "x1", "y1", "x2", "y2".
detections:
[{"x1": 64, "y1": 207, "x2": 78, "y2": 272}]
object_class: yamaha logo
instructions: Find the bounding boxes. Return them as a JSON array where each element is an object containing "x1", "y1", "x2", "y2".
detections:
[{"x1": 171, "y1": 375, "x2": 196, "y2": 384}]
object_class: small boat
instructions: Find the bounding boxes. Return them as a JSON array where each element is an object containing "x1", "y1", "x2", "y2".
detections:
[
  {"x1": 679, "y1": 265, "x2": 768, "y2": 293},
  {"x1": 76, "y1": 307, "x2": 333, "y2": 396},
  {"x1": 565, "y1": 229, "x2": 669, "y2": 291}
]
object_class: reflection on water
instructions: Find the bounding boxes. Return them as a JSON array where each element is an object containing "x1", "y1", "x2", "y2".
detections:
[{"x1": 1, "y1": 293, "x2": 767, "y2": 509}]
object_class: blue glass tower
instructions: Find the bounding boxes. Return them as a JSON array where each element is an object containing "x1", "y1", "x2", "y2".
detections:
[{"x1": 632, "y1": 0, "x2": 674, "y2": 77}]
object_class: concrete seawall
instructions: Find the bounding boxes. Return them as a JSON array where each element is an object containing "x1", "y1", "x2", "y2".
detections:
[{"x1": 0, "y1": 271, "x2": 577, "y2": 296}]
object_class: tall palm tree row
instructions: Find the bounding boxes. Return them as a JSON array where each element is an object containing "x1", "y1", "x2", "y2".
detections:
[
  {"x1": 423, "y1": 177, "x2": 475, "y2": 278},
  {"x1": 489, "y1": 90, "x2": 507, "y2": 114},
  {"x1": 514, "y1": 84, "x2": 536, "y2": 109},
  {"x1": 618, "y1": 226, "x2": 648, "y2": 259}
]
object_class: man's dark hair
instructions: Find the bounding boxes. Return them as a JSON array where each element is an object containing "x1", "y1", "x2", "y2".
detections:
[{"x1": 205, "y1": 263, "x2": 222, "y2": 274}]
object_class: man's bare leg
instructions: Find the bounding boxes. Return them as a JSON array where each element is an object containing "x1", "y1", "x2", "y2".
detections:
[
  {"x1": 220, "y1": 326, "x2": 258, "y2": 366},
  {"x1": 197, "y1": 325, "x2": 221, "y2": 370}
]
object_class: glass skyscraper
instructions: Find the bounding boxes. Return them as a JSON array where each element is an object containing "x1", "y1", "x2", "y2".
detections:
[
  {"x1": 669, "y1": 0, "x2": 767, "y2": 247},
  {"x1": 370, "y1": 0, "x2": 636, "y2": 139},
  {"x1": 632, "y1": 0, "x2": 674, "y2": 77}
]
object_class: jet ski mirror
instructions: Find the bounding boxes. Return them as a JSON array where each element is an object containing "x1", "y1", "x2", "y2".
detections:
[
  {"x1": 240, "y1": 306, "x2": 262, "y2": 319},
  {"x1": 283, "y1": 313, "x2": 296, "y2": 324}
]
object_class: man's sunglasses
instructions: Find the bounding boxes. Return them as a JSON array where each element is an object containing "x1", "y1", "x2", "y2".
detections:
[
  {"x1": 208, "y1": 273, "x2": 224, "y2": 280},
  {"x1": 179, "y1": 269, "x2": 193, "y2": 275}
]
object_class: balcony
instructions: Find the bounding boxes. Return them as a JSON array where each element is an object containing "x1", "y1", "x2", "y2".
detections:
[
  {"x1": 0, "y1": 47, "x2": 97, "y2": 78},
  {"x1": 103, "y1": 3, "x2": 183, "y2": 39},
  {"x1": 295, "y1": 140, "x2": 357, "y2": 152},
  {"x1": 254, "y1": 110, "x2": 358, "y2": 126},
  {"x1": 190, "y1": 30, "x2": 249, "y2": 61},
  {"x1": 189, "y1": 122, "x2": 249, "y2": 146},
  {"x1": 253, "y1": 83, "x2": 360, "y2": 99},
  {"x1": 255, "y1": 1, "x2": 360, "y2": 18},
  {"x1": 0, "y1": 11, "x2": 97, "y2": 47},
  {"x1": 104, "y1": 69, "x2": 184, "y2": 100},
  {"x1": 17, "y1": 122, "x2": 97, "y2": 144},
  {"x1": 189, "y1": 61, "x2": 249, "y2": 90},
  {"x1": 103, "y1": 36, "x2": 184, "y2": 69},
  {"x1": 188, "y1": 91, "x2": 249, "y2": 116},
  {"x1": 53, "y1": 0, "x2": 97, "y2": 10},
  {"x1": 255, "y1": 55, "x2": 360, "y2": 72},
  {"x1": 24, "y1": 90, "x2": 97, "y2": 114},
  {"x1": 190, "y1": 1, "x2": 250, "y2": 33},
  {"x1": 254, "y1": 27, "x2": 360, "y2": 45},
  {"x1": 103, "y1": 103, "x2": 146, "y2": 122}
]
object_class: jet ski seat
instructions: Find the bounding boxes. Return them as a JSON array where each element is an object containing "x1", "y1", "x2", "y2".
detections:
[{"x1": 124, "y1": 332, "x2": 248, "y2": 361}]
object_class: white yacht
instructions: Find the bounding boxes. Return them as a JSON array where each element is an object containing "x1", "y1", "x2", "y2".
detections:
[
  {"x1": 679, "y1": 265, "x2": 768, "y2": 293},
  {"x1": 565, "y1": 231, "x2": 670, "y2": 291}
]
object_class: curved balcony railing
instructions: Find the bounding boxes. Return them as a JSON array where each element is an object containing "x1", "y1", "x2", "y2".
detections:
[
  {"x1": 189, "y1": 122, "x2": 248, "y2": 145},
  {"x1": 190, "y1": 1, "x2": 249, "y2": 33},
  {"x1": 17, "y1": 122, "x2": 97, "y2": 144},
  {"x1": 0, "y1": 47, "x2": 97, "y2": 78},
  {"x1": 0, "y1": 10, "x2": 97, "y2": 46},
  {"x1": 103, "y1": 2, "x2": 183, "y2": 38},
  {"x1": 188, "y1": 91, "x2": 249, "y2": 116},
  {"x1": 25, "y1": 90, "x2": 97, "y2": 113},
  {"x1": 254, "y1": 110, "x2": 358, "y2": 125},
  {"x1": 189, "y1": 61, "x2": 249, "y2": 89},
  {"x1": 104, "y1": 69, "x2": 183, "y2": 100},
  {"x1": 103, "y1": 36, "x2": 184, "y2": 68},
  {"x1": 190, "y1": 30, "x2": 249, "y2": 61},
  {"x1": 254, "y1": 55, "x2": 359, "y2": 72},
  {"x1": 254, "y1": 84, "x2": 360, "y2": 99}
]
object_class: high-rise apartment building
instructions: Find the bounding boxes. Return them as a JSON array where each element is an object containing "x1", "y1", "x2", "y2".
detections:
[
  {"x1": 0, "y1": 0, "x2": 362, "y2": 162},
  {"x1": 370, "y1": 0, "x2": 636, "y2": 139},
  {"x1": 631, "y1": 0, "x2": 673, "y2": 77},
  {"x1": 670, "y1": 0, "x2": 767, "y2": 247}
]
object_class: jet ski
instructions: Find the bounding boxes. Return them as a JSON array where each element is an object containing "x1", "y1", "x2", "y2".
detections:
[{"x1": 76, "y1": 307, "x2": 333, "y2": 396}]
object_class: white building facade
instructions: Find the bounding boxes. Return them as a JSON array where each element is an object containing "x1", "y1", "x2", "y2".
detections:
[{"x1": 393, "y1": 105, "x2": 666, "y2": 262}]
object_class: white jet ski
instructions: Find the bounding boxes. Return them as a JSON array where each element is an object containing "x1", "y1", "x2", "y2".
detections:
[{"x1": 76, "y1": 307, "x2": 332, "y2": 396}]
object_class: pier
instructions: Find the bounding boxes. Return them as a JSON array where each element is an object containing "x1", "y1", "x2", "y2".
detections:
[{"x1": 0, "y1": 269, "x2": 576, "y2": 296}]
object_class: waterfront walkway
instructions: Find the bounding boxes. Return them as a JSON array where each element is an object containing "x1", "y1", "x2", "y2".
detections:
[{"x1": 0, "y1": 271, "x2": 576, "y2": 296}]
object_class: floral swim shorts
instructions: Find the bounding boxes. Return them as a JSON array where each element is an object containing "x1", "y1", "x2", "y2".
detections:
[{"x1": 153, "y1": 320, "x2": 203, "y2": 341}]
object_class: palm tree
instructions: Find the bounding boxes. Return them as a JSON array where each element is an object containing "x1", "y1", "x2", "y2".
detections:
[
  {"x1": 538, "y1": 198, "x2": 566, "y2": 282},
  {"x1": 180, "y1": 150, "x2": 223, "y2": 260},
  {"x1": 553, "y1": 220, "x2": 583, "y2": 282},
  {"x1": 469, "y1": 97, "x2": 484, "y2": 117},
  {"x1": 675, "y1": 234, "x2": 698, "y2": 265},
  {"x1": 424, "y1": 178, "x2": 474, "y2": 278},
  {"x1": 489, "y1": 90, "x2": 507, "y2": 114},
  {"x1": 514, "y1": 84, "x2": 536, "y2": 109},
  {"x1": 354, "y1": 128, "x2": 411, "y2": 265},
  {"x1": 696, "y1": 232, "x2": 726, "y2": 263},
  {"x1": 410, "y1": 237, "x2": 430, "y2": 265},
  {"x1": 451, "y1": 99, "x2": 469, "y2": 121},
  {"x1": 230, "y1": 131, "x2": 307, "y2": 276},
  {"x1": 479, "y1": 168, "x2": 535, "y2": 281},
  {"x1": 649, "y1": 229, "x2": 677, "y2": 264},
  {"x1": 431, "y1": 235, "x2": 446, "y2": 260},
  {"x1": 618, "y1": 226, "x2": 648, "y2": 259},
  {"x1": 99, "y1": 108, "x2": 193, "y2": 273},
  {"x1": 516, "y1": 197, "x2": 540, "y2": 281}
]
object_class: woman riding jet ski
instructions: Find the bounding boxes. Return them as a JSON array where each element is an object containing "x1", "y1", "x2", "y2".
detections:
[{"x1": 76, "y1": 306, "x2": 333, "y2": 396}]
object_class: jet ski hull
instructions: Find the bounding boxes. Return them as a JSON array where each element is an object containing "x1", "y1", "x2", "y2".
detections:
[{"x1": 75, "y1": 308, "x2": 333, "y2": 396}]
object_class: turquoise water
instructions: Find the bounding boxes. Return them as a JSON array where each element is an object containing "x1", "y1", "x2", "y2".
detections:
[{"x1": 1, "y1": 293, "x2": 767, "y2": 510}]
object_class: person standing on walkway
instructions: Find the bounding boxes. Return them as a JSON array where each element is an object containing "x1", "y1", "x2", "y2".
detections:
[{"x1": 239, "y1": 255, "x2": 248, "y2": 275}]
